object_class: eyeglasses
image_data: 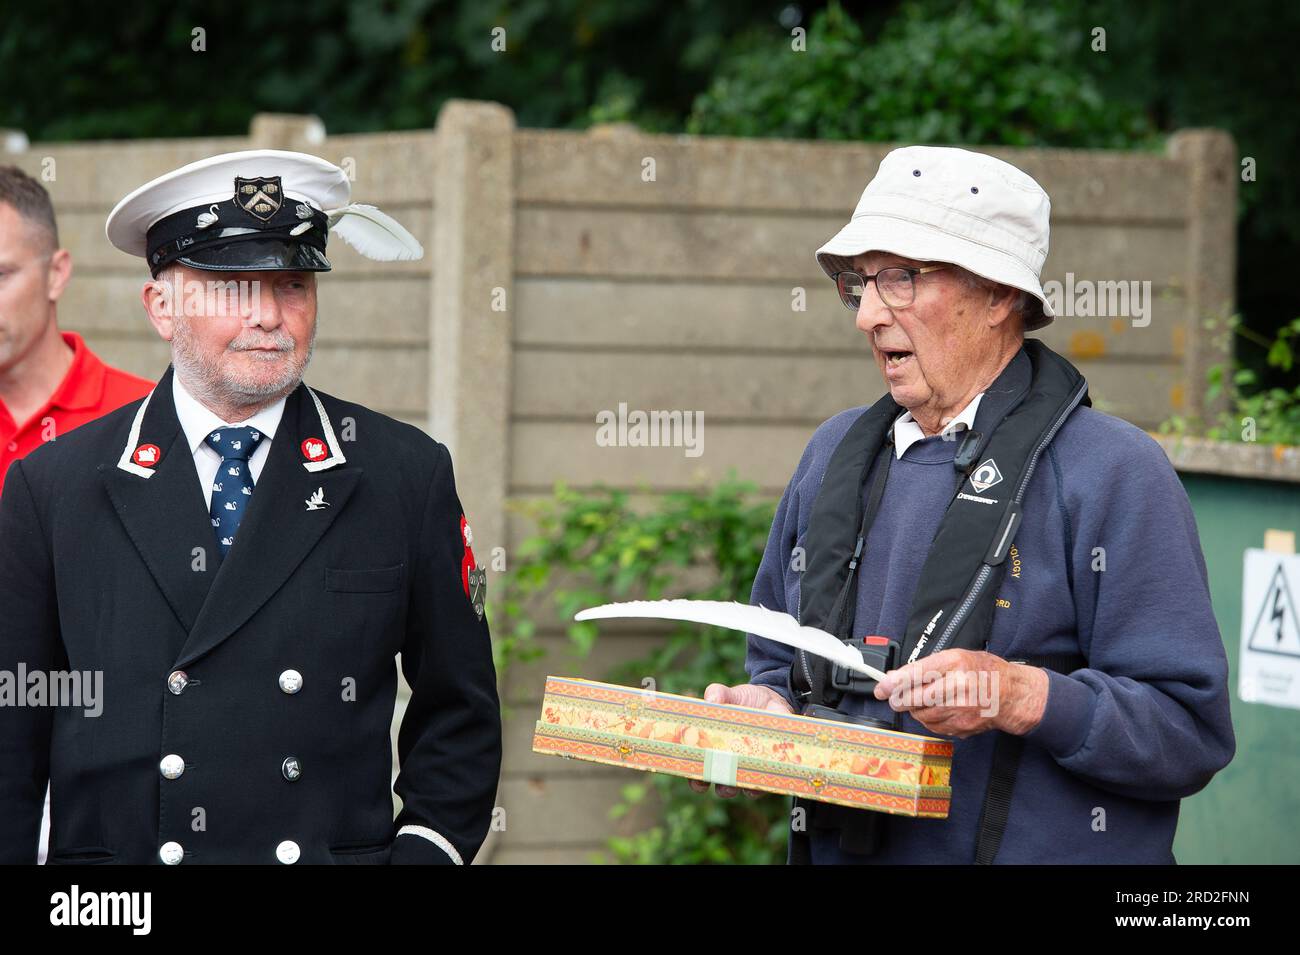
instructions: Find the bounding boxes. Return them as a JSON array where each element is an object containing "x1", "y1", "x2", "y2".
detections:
[{"x1": 832, "y1": 265, "x2": 949, "y2": 310}]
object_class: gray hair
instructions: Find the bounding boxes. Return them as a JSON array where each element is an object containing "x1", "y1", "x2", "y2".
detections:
[{"x1": 957, "y1": 267, "x2": 1039, "y2": 331}]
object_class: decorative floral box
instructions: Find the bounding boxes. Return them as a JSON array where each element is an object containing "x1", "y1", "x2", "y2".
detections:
[{"x1": 532, "y1": 676, "x2": 953, "y2": 818}]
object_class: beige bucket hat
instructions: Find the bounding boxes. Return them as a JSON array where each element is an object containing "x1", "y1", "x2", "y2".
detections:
[{"x1": 815, "y1": 145, "x2": 1055, "y2": 330}]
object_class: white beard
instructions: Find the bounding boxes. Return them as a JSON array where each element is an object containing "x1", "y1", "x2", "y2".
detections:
[{"x1": 170, "y1": 315, "x2": 315, "y2": 413}]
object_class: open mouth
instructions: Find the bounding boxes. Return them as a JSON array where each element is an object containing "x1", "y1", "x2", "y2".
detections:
[{"x1": 882, "y1": 349, "x2": 914, "y2": 368}]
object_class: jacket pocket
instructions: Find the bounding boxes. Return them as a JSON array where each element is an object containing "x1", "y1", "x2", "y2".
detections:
[
  {"x1": 48, "y1": 846, "x2": 116, "y2": 865},
  {"x1": 324, "y1": 563, "x2": 405, "y2": 594},
  {"x1": 328, "y1": 841, "x2": 392, "y2": 865}
]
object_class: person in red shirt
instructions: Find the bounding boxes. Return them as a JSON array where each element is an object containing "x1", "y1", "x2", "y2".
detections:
[{"x1": 0, "y1": 166, "x2": 153, "y2": 496}]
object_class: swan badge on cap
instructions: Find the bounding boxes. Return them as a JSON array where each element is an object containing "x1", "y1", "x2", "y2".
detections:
[{"x1": 105, "y1": 149, "x2": 423, "y2": 277}]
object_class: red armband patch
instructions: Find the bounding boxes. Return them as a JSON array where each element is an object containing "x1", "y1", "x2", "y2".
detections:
[{"x1": 460, "y1": 515, "x2": 485, "y2": 621}]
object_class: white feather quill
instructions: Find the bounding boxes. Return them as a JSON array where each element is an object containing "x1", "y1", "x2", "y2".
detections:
[
  {"x1": 575, "y1": 599, "x2": 888, "y2": 682},
  {"x1": 324, "y1": 203, "x2": 424, "y2": 261}
]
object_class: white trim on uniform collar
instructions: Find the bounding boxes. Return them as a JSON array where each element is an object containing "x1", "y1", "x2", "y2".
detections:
[
  {"x1": 301, "y1": 384, "x2": 346, "y2": 472},
  {"x1": 891, "y1": 392, "x2": 984, "y2": 459},
  {"x1": 171, "y1": 371, "x2": 285, "y2": 455},
  {"x1": 116, "y1": 387, "x2": 158, "y2": 478}
]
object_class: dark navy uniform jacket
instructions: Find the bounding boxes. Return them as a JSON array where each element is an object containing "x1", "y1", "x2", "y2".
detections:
[{"x1": 0, "y1": 366, "x2": 501, "y2": 864}]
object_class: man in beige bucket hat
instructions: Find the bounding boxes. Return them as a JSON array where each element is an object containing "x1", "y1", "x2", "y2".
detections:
[
  {"x1": 816, "y1": 144, "x2": 1054, "y2": 328},
  {"x1": 694, "y1": 145, "x2": 1235, "y2": 865}
]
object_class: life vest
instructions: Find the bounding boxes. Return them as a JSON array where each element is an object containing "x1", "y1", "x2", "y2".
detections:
[{"x1": 788, "y1": 339, "x2": 1091, "y2": 863}]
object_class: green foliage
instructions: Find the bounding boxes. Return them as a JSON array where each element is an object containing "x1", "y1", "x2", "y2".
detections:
[
  {"x1": 1077, "y1": 0, "x2": 1300, "y2": 249},
  {"x1": 0, "y1": 0, "x2": 789, "y2": 140},
  {"x1": 687, "y1": 0, "x2": 1155, "y2": 148},
  {"x1": 603, "y1": 780, "x2": 791, "y2": 865},
  {"x1": 3, "y1": 0, "x2": 1294, "y2": 375},
  {"x1": 499, "y1": 477, "x2": 789, "y2": 864},
  {"x1": 1159, "y1": 315, "x2": 1300, "y2": 446}
]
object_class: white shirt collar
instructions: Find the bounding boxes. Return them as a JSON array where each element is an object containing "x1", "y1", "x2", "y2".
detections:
[
  {"x1": 171, "y1": 370, "x2": 287, "y2": 456},
  {"x1": 891, "y1": 392, "x2": 984, "y2": 459}
]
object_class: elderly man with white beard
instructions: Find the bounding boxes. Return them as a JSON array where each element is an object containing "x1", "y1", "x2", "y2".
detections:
[
  {"x1": 692, "y1": 146, "x2": 1235, "y2": 865},
  {"x1": 0, "y1": 150, "x2": 501, "y2": 865}
]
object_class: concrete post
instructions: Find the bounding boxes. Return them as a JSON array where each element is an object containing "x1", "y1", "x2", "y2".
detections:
[
  {"x1": 248, "y1": 114, "x2": 327, "y2": 151},
  {"x1": 1168, "y1": 129, "x2": 1238, "y2": 428},
  {"x1": 430, "y1": 100, "x2": 516, "y2": 575}
]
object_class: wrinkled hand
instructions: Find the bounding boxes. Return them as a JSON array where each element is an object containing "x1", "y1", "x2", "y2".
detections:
[
  {"x1": 688, "y1": 683, "x2": 794, "y2": 798},
  {"x1": 872, "y1": 648, "x2": 1049, "y2": 739}
]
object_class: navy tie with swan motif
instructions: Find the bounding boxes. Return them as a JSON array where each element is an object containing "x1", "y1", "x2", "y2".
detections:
[{"x1": 206, "y1": 425, "x2": 263, "y2": 559}]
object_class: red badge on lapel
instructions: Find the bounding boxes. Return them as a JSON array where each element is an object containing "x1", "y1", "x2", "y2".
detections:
[
  {"x1": 460, "y1": 515, "x2": 477, "y2": 597},
  {"x1": 301, "y1": 437, "x2": 328, "y2": 462},
  {"x1": 132, "y1": 444, "x2": 161, "y2": 467}
]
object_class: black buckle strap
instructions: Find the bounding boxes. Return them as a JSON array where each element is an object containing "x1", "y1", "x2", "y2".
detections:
[
  {"x1": 830, "y1": 636, "x2": 900, "y2": 694},
  {"x1": 797, "y1": 443, "x2": 893, "y2": 707}
]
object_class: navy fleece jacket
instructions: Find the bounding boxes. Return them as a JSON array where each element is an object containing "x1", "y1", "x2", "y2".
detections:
[{"x1": 745, "y1": 353, "x2": 1236, "y2": 864}]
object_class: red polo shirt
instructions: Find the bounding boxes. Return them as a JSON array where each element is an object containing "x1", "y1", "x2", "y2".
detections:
[{"x1": 0, "y1": 331, "x2": 155, "y2": 497}]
